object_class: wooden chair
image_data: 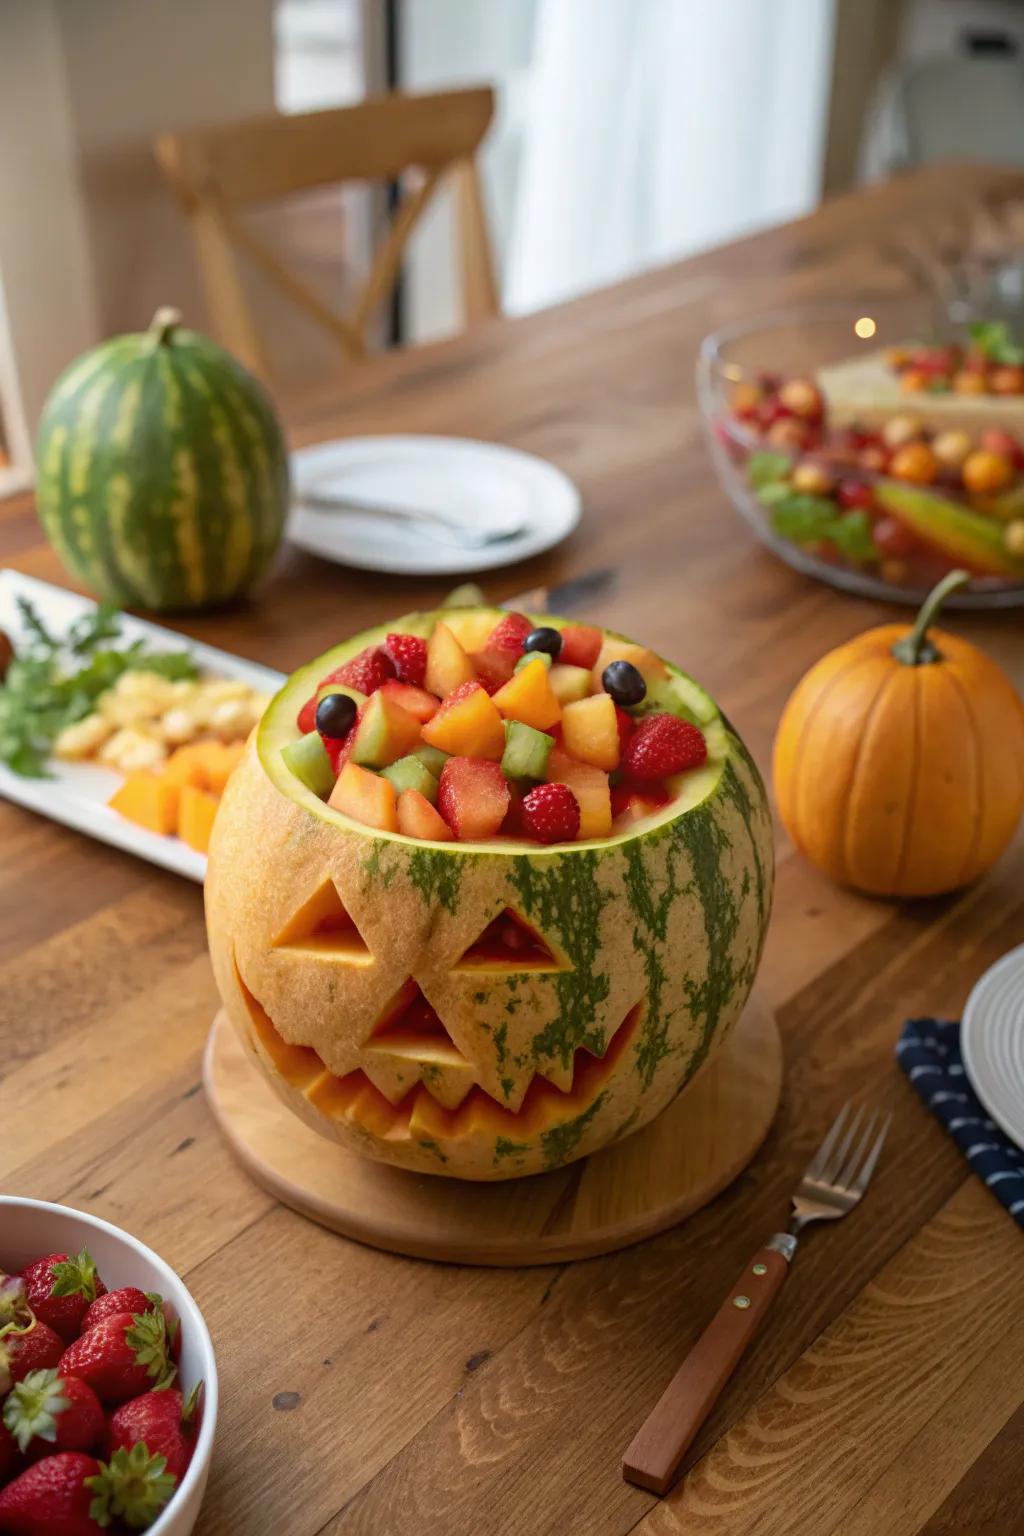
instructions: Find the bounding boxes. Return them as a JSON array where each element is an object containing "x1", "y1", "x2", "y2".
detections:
[{"x1": 154, "y1": 87, "x2": 499, "y2": 381}]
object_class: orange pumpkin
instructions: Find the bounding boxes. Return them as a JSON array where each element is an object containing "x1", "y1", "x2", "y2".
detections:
[{"x1": 773, "y1": 571, "x2": 1024, "y2": 897}]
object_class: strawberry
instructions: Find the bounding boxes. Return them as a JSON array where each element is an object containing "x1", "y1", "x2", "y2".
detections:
[
  {"x1": 486, "y1": 612, "x2": 532, "y2": 658},
  {"x1": 0, "y1": 1447, "x2": 176, "y2": 1535},
  {"x1": 0, "y1": 1424, "x2": 20, "y2": 1486},
  {"x1": 329, "y1": 647, "x2": 395, "y2": 696},
  {"x1": 79, "y1": 1289, "x2": 153, "y2": 1336},
  {"x1": 521, "y1": 783, "x2": 581, "y2": 844},
  {"x1": 107, "y1": 1382, "x2": 201, "y2": 1483},
  {"x1": 614, "y1": 706, "x2": 635, "y2": 757},
  {"x1": 0, "y1": 1452, "x2": 104, "y2": 1535},
  {"x1": 624, "y1": 714, "x2": 707, "y2": 780},
  {"x1": 384, "y1": 633, "x2": 428, "y2": 687},
  {"x1": 58, "y1": 1311, "x2": 174, "y2": 1407},
  {"x1": 3, "y1": 1371, "x2": 104, "y2": 1461},
  {"x1": 0, "y1": 1323, "x2": 65, "y2": 1395},
  {"x1": 19, "y1": 1255, "x2": 105, "y2": 1343}
]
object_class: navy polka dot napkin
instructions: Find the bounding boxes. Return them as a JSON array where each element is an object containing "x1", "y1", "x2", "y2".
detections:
[{"x1": 897, "y1": 1018, "x2": 1024, "y2": 1228}]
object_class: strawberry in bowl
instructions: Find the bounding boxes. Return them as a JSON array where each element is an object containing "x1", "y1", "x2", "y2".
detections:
[
  {"x1": 205, "y1": 606, "x2": 773, "y2": 1181},
  {"x1": 0, "y1": 1200, "x2": 216, "y2": 1535}
]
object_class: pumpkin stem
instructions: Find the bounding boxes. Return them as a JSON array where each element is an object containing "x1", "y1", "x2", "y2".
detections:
[
  {"x1": 148, "y1": 307, "x2": 183, "y2": 348},
  {"x1": 891, "y1": 569, "x2": 970, "y2": 666}
]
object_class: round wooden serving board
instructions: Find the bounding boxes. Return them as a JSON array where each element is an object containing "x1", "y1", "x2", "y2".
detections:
[{"x1": 203, "y1": 994, "x2": 782, "y2": 1266}]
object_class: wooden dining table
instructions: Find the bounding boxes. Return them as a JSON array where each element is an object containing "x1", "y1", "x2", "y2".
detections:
[{"x1": 3, "y1": 161, "x2": 1024, "y2": 1536}]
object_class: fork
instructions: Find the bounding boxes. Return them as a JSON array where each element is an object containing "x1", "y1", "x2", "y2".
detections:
[{"x1": 622, "y1": 1101, "x2": 891, "y2": 1495}]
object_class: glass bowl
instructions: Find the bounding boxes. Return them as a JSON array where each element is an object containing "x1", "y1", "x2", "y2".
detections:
[{"x1": 697, "y1": 300, "x2": 1024, "y2": 609}]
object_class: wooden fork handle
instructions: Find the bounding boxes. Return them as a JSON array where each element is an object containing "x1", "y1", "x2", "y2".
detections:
[{"x1": 622, "y1": 1243, "x2": 790, "y2": 1495}]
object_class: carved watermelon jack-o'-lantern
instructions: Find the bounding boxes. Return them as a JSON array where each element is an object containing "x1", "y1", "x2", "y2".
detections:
[{"x1": 205, "y1": 606, "x2": 773, "y2": 1180}]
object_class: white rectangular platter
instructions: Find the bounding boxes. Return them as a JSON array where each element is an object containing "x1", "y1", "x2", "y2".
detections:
[{"x1": 0, "y1": 570, "x2": 285, "y2": 884}]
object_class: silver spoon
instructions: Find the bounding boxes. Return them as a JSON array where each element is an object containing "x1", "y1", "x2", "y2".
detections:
[{"x1": 295, "y1": 489, "x2": 529, "y2": 550}]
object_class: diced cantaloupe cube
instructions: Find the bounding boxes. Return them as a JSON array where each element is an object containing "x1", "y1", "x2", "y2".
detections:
[
  {"x1": 548, "y1": 664, "x2": 592, "y2": 705},
  {"x1": 108, "y1": 773, "x2": 180, "y2": 835},
  {"x1": 329, "y1": 761, "x2": 398, "y2": 832},
  {"x1": 444, "y1": 610, "x2": 499, "y2": 654},
  {"x1": 421, "y1": 682, "x2": 505, "y2": 760},
  {"x1": 162, "y1": 743, "x2": 214, "y2": 790},
  {"x1": 592, "y1": 638, "x2": 669, "y2": 688},
  {"x1": 203, "y1": 741, "x2": 245, "y2": 794},
  {"x1": 379, "y1": 680, "x2": 440, "y2": 723},
  {"x1": 397, "y1": 788, "x2": 453, "y2": 841},
  {"x1": 561, "y1": 693, "x2": 620, "y2": 771},
  {"x1": 425, "y1": 621, "x2": 475, "y2": 697},
  {"x1": 492, "y1": 658, "x2": 562, "y2": 731},
  {"x1": 178, "y1": 783, "x2": 220, "y2": 854}
]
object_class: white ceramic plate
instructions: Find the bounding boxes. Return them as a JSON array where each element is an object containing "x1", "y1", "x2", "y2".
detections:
[
  {"x1": 288, "y1": 434, "x2": 582, "y2": 575},
  {"x1": 962, "y1": 943, "x2": 1024, "y2": 1151},
  {"x1": 1, "y1": 1196, "x2": 218, "y2": 1536},
  {"x1": 0, "y1": 570, "x2": 284, "y2": 884}
]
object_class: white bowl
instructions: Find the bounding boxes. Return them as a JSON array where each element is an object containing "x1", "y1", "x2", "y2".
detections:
[{"x1": 0, "y1": 1197, "x2": 217, "y2": 1536}]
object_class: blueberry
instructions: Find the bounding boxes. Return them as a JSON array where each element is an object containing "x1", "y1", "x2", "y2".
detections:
[
  {"x1": 315, "y1": 691, "x2": 357, "y2": 738},
  {"x1": 523, "y1": 626, "x2": 563, "y2": 659},
  {"x1": 602, "y1": 660, "x2": 646, "y2": 707}
]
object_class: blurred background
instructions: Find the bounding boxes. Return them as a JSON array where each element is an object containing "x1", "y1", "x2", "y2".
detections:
[{"x1": 3, "y1": 0, "x2": 1024, "y2": 498}]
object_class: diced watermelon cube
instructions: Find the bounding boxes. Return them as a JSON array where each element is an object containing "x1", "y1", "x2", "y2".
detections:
[
  {"x1": 437, "y1": 757, "x2": 511, "y2": 840},
  {"x1": 558, "y1": 624, "x2": 602, "y2": 669}
]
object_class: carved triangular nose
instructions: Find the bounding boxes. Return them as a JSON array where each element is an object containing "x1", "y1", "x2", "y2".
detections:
[{"x1": 452, "y1": 908, "x2": 569, "y2": 972}]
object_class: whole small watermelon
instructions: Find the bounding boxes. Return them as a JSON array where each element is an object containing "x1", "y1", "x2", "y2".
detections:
[{"x1": 35, "y1": 307, "x2": 289, "y2": 611}]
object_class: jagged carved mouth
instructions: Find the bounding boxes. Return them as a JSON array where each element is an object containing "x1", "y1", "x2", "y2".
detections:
[{"x1": 232, "y1": 958, "x2": 641, "y2": 1145}]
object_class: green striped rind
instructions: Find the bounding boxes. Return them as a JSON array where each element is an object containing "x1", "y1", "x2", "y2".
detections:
[
  {"x1": 34, "y1": 324, "x2": 289, "y2": 611},
  {"x1": 209, "y1": 609, "x2": 775, "y2": 1178}
]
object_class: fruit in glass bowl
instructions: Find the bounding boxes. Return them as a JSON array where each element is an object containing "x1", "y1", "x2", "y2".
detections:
[
  {"x1": 699, "y1": 306, "x2": 1024, "y2": 607},
  {"x1": 205, "y1": 606, "x2": 773, "y2": 1181}
]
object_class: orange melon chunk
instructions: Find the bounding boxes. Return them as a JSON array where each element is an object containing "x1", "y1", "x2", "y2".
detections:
[
  {"x1": 421, "y1": 682, "x2": 505, "y2": 760},
  {"x1": 425, "y1": 621, "x2": 475, "y2": 697},
  {"x1": 179, "y1": 783, "x2": 220, "y2": 854},
  {"x1": 108, "y1": 773, "x2": 180, "y2": 835},
  {"x1": 329, "y1": 760, "x2": 398, "y2": 832},
  {"x1": 492, "y1": 657, "x2": 562, "y2": 731},
  {"x1": 397, "y1": 788, "x2": 453, "y2": 841},
  {"x1": 561, "y1": 693, "x2": 620, "y2": 771}
]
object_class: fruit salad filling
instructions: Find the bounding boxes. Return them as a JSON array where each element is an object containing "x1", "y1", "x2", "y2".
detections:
[
  {"x1": 0, "y1": 1247, "x2": 202, "y2": 1531},
  {"x1": 281, "y1": 614, "x2": 712, "y2": 845},
  {"x1": 726, "y1": 372, "x2": 1024, "y2": 588}
]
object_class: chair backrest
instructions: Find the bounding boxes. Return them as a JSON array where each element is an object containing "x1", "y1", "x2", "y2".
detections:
[
  {"x1": 155, "y1": 87, "x2": 499, "y2": 381},
  {"x1": 893, "y1": 55, "x2": 1024, "y2": 170}
]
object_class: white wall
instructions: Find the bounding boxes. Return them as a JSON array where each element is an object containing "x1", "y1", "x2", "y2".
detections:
[
  {"x1": 0, "y1": 1, "x2": 98, "y2": 436},
  {"x1": 0, "y1": 0, "x2": 277, "y2": 436}
]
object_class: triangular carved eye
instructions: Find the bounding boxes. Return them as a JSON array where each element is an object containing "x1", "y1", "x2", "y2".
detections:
[
  {"x1": 452, "y1": 908, "x2": 568, "y2": 972},
  {"x1": 272, "y1": 880, "x2": 372, "y2": 965}
]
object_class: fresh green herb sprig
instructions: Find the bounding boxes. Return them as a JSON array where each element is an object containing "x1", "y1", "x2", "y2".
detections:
[
  {"x1": 967, "y1": 320, "x2": 1024, "y2": 367},
  {"x1": 749, "y1": 454, "x2": 879, "y2": 566},
  {"x1": 0, "y1": 598, "x2": 198, "y2": 777}
]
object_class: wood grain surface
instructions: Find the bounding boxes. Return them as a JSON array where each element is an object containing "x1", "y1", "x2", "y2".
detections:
[{"x1": 2, "y1": 163, "x2": 1023, "y2": 1536}]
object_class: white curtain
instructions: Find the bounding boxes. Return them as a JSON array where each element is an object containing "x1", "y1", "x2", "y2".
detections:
[{"x1": 504, "y1": 0, "x2": 838, "y2": 314}]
